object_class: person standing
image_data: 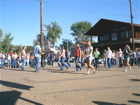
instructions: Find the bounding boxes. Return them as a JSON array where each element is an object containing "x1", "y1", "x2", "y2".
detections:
[
  {"x1": 106, "y1": 47, "x2": 112, "y2": 69},
  {"x1": 50, "y1": 52, "x2": 55, "y2": 66},
  {"x1": 34, "y1": 42, "x2": 42, "y2": 72},
  {"x1": 1, "y1": 52, "x2": 5, "y2": 69},
  {"x1": 75, "y1": 44, "x2": 82, "y2": 72},
  {"x1": 111, "y1": 50, "x2": 116, "y2": 67},
  {"x1": 85, "y1": 41, "x2": 95, "y2": 75},
  {"x1": 7, "y1": 53, "x2": 11, "y2": 69},
  {"x1": 118, "y1": 48, "x2": 123, "y2": 68},
  {"x1": 103, "y1": 49, "x2": 107, "y2": 67},
  {"x1": 59, "y1": 46, "x2": 69, "y2": 70},
  {"x1": 123, "y1": 45, "x2": 131, "y2": 72},
  {"x1": 133, "y1": 50, "x2": 137, "y2": 66},
  {"x1": 12, "y1": 52, "x2": 18, "y2": 68},
  {"x1": 136, "y1": 49, "x2": 140, "y2": 67},
  {"x1": 66, "y1": 50, "x2": 72, "y2": 67},
  {"x1": 57, "y1": 51, "x2": 61, "y2": 67},
  {"x1": 94, "y1": 48, "x2": 100, "y2": 68},
  {"x1": 21, "y1": 46, "x2": 27, "y2": 70}
]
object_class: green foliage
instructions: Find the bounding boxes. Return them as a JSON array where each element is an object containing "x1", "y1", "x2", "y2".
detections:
[
  {"x1": 44, "y1": 22, "x2": 62, "y2": 47},
  {"x1": 0, "y1": 29, "x2": 14, "y2": 52},
  {"x1": 70, "y1": 21, "x2": 92, "y2": 42}
]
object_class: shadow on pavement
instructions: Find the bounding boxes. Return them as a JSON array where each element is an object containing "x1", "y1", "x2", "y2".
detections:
[
  {"x1": 92, "y1": 101, "x2": 126, "y2": 105},
  {"x1": 0, "y1": 80, "x2": 33, "y2": 90},
  {"x1": 132, "y1": 93, "x2": 140, "y2": 97},
  {"x1": 47, "y1": 68, "x2": 84, "y2": 74},
  {"x1": 128, "y1": 100, "x2": 140, "y2": 104},
  {"x1": 130, "y1": 79, "x2": 140, "y2": 81},
  {"x1": 0, "y1": 80, "x2": 43, "y2": 105}
]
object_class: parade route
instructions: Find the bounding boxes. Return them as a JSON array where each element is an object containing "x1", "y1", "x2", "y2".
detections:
[{"x1": 0, "y1": 63, "x2": 140, "y2": 105}]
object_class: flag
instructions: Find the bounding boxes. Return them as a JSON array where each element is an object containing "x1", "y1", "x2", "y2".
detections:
[{"x1": 45, "y1": 35, "x2": 50, "y2": 50}]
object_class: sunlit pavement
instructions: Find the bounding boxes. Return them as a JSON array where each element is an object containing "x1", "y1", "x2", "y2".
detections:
[{"x1": 0, "y1": 63, "x2": 140, "y2": 105}]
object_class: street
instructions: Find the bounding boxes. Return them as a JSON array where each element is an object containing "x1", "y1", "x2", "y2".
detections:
[{"x1": 0, "y1": 63, "x2": 140, "y2": 105}]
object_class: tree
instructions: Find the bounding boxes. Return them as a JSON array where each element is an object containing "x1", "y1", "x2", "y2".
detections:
[
  {"x1": 70, "y1": 21, "x2": 92, "y2": 42},
  {"x1": 60, "y1": 38, "x2": 73, "y2": 50},
  {"x1": 44, "y1": 22, "x2": 62, "y2": 47},
  {"x1": 0, "y1": 29, "x2": 14, "y2": 52}
]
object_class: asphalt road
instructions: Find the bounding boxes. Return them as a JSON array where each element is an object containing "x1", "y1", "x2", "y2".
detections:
[{"x1": 0, "y1": 63, "x2": 140, "y2": 105}]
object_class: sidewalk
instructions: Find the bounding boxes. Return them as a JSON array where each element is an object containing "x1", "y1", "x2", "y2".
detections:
[{"x1": 0, "y1": 63, "x2": 140, "y2": 105}]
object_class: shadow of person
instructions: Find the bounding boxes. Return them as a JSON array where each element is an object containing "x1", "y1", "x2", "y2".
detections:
[
  {"x1": 92, "y1": 101, "x2": 126, "y2": 105},
  {"x1": 0, "y1": 80, "x2": 43, "y2": 105},
  {"x1": 0, "y1": 80, "x2": 33, "y2": 90},
  {"x1": 130, "y1": 79, "x2": 140, "y2": 81}
]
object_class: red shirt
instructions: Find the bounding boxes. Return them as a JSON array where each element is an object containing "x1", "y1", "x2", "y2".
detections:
[{"x1": 75, "y1": 48, "x2": 81, "y2": 57}]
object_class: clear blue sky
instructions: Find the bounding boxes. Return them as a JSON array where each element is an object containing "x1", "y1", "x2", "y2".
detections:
[{"x1": 0, "y1": 0, "x2": 140, "y2": 46}]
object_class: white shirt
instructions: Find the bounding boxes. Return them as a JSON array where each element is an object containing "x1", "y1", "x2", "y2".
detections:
[
  {"x1": 106, "y1": 50, "x2": 112, "y2": 58},
  {"x1": 85, "y1": 46, "x2": 93, "y2": 57},
  {"x1": 8, "y1": 55, "x2": 11, "y2": 60},
  {"x1": 118, "y1": 51, "x2": 122, "y2": 57},
  {"x1": 111, "y1": 53, "x2": 115, "y2": 58},
  {"x1": 12, "y1": 54, "x2": 18, "y2": 59}
]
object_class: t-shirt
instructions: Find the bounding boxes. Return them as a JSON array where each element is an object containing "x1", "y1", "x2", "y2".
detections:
[
  {"x1": 85, "y1": 46, "x2": 93, "y2": 57},
  {"x1": 34, "y1": 45, "x2": 41, "y2": 57},
  {"x1": 118, "y1": 51, "x2": 122, "y2": 57},
  {"x1": 75, "y1": 48, "x2": 81, "y2": 57},
  {"x1": 94, "y1": 51, "x2": 100, "y2": 58},
  {"x1": 123, "y1": 49, "x2": 131, "y2": 58},
  {"x1": 61, "y1": 49, "x2": 65, "y2": 57},
  {"x1": 106, "y1": 50, "x2": 112, "y2": 58}
]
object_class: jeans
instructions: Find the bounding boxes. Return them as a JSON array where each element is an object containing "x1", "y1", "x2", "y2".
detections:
[
  {"x1": 107, "y1": 58, "x2": 112, "y2": 68},
  {"x1": 118, "y1": 57, "x2": 123, "y2": 68},
  {"x1": 35, "y1": 57, "x2": 40, "y2": 71},
  {"x1": 75, "y1": 57, "x2": 82, "y2": 71},
  {"x1": 111, "y1": 58, "x2": 116, "y2": 67},
  {"x1": 94, "y1": 58, "x2": 99, "y2": 68},
  {"x1": 50, "y1": 59, "x2": 54, "y2": 66},
  {"x1": 81, "y1": 58, "x2": 85, "y2": 67},
  {"x1": 22, "y1": 58, "x2": 26, "y2": 70},
  {"x1": 104, "y1": 58, "x2": 107, "y2": 67},
  {"x1": 41, "y1": 59, "x2": 45, "y2": 67},
  {"x1": 67, "y1": 57, "x2": 71, "y2": 67},
  {"x1": 58, "y1": 58, "x2": 61, "y2": 67},
  {"x1": 8, "y1": 60, "x2": 11, "y2": 67},
  {"x1": 26, "y1": 60, "x2": 29, "y2": 67},
  {"x1": 12, "y1": 59, "x2": 17, "y2": 68},
  {"x1": 61, "y1": 57, "x2": 69, "y2": 70},
  {"x1": 133, "y1": 58, "x2": 137, "y2": 65},
  {"x1": 1, "y1": 59, "x2": 5, "y2": 68}
]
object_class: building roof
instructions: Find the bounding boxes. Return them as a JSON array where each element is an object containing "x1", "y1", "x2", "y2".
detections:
[{"x1": 85, "y1": 19, "x2": 140, "y2": 36}]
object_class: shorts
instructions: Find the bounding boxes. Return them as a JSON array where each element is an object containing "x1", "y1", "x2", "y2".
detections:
[
  {"x1": 86, "y1": 57, "x2": 93, "y2": 61},
  {"x1": 124, "y1": 56, "x2": 130, "y2": 60}
]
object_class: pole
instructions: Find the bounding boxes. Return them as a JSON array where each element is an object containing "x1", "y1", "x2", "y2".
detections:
[
  {"x1": 40, "y1": 0, "x2": 43, "y2": 47},
  {"x1": 129, "y1": 0, "x2": 135, "y2": 51}
]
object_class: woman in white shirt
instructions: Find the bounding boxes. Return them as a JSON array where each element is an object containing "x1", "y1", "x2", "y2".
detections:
[
  {"x1": 84, "y1": 41, "x2": 95, "y2": 75},
  {"x1": 118, "y1": 48, "x2": 123, "y2": 68},
  {"x1": 106, "y1": 47, "x2": 112, "y2": 69},
  {"x1": 7, "y1": 53, "x2": 11, "y2": 68}
]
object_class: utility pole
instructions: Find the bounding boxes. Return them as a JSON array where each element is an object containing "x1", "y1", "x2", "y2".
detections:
[
  {"x1": 129, "y1": 0, "x2": 135, "y2": 51},
  {"x1": 40, "y1": 0, "x2": 43, "y2": 48}
]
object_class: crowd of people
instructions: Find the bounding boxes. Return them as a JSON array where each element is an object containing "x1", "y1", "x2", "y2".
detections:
[{"x1": 0, "y1": 41, "x2": 140, "y2": 74}]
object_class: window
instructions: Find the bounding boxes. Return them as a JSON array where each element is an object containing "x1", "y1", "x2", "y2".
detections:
[
  {"x1": 121, "y1": 30, "x2": 132, "y2": 38},
  {"x1": 100, "y1": 35, "x2": 108, "y2": 41},
  {"x1": 112, "y1": 33, "x2": 117, "y2": 40}
]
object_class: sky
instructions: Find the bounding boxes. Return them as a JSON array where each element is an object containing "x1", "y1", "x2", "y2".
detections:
[{"x1": 0, "y1": 0, "x2": 140, "y2": 46}]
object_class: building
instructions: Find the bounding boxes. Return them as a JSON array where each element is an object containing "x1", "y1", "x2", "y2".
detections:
[{"x1": 85, "y1": 19, "x2": 140, "y2": 53}]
